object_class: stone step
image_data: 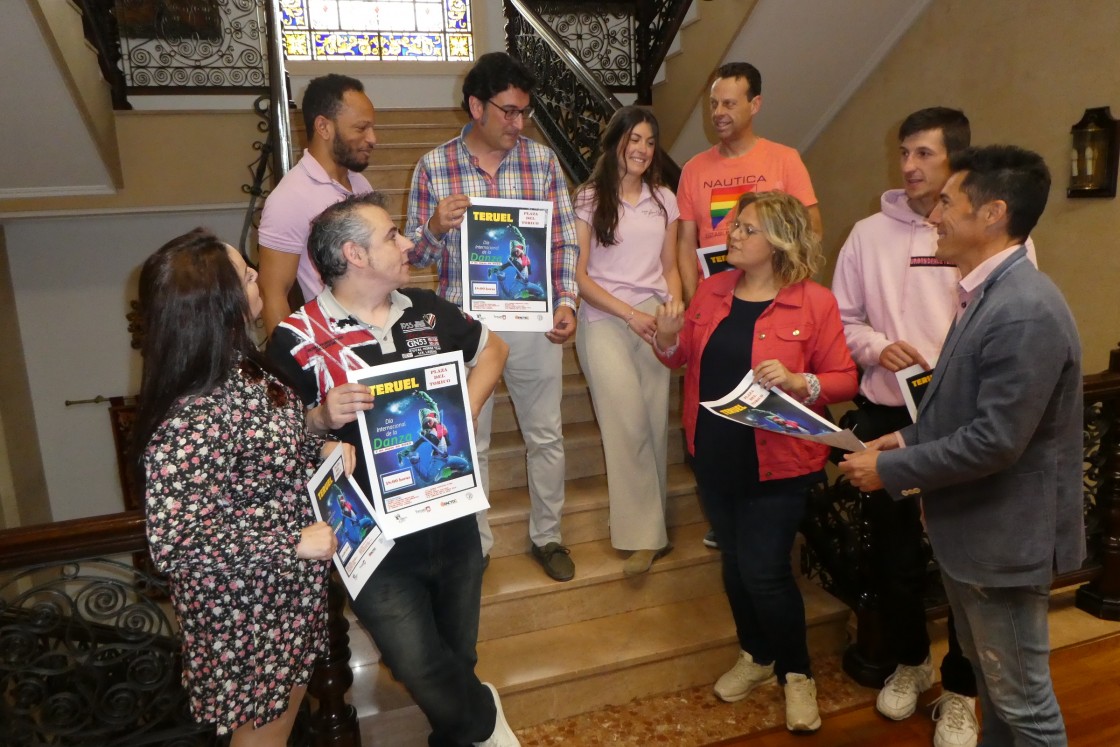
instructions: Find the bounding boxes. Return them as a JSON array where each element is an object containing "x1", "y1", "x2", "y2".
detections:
[
  {"x1": 485, "y1": 417, "x2": 688, "y2": 493},
  {"x1": 376, "y1": 107, "x2": 470, "y2": 126},
  {"x1": 370, "y1": 142, "x2": 443, "y2": 167},
  {"x1": 364, "y1": 163, "x2": 416, "y2": 193},
  {"x1": 476, "y1": 581, "x2": 851, "y2": 729},
  {"x1": 479, "y1": 520, "x2": 721, "y2": 642},
  {"x1": 485, "y1": 461, "x2": 702, "y2": 560},
  {"x1": 373, "y1": 122, "x2": 461, "y2": 144}
]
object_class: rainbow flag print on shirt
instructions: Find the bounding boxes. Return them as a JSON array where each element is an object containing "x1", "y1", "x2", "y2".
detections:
[{"x1": 710, "y1": 184, "x2": 755, "y2": 230}]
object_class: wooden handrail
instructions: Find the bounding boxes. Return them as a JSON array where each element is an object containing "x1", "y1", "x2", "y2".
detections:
[{"x1": 0, "y1": 509, "x2": 146, "y2": 571}]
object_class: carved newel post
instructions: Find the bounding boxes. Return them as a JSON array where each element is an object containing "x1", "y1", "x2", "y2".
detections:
[
  {"x1": 1077, "y1": 342, "x2": 1120, "y2": 620},
  {"x1": 309, "y1": 574, "x2": 360, "y2": 746}
]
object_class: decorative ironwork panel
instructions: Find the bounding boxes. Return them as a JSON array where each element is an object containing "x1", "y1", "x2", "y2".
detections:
[
  {"x1": 280, "y1": 0, "x2": 473, "y2": 60},
  {"x1": 799, "y1": 479, "x2": 862, "y2": 606},
  {"x1": 1083, "y1": 399, "x2": 1112, "y2": 564},
  {"x1": 113, "y1": 0, "x2": 268, "y2": 89},
  {"x1": 0, "y1": 559, "x2": 213, "y2": 746},
  {"x1": 535, "y1": 6, "x2": 634, "y2": 88},
  {"x1": 507, "y1": 14, "x2": 617, "y2": 184}
]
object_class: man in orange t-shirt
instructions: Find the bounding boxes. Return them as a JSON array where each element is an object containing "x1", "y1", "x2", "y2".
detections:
[{"x1": 677, "y1": 62, "x2": 821, "y2": 303}]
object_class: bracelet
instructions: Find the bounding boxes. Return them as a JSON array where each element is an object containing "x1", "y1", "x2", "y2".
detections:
[
  {"x1": 803, "y1": 373, "x2": 821, "y2": 405},
  {"x1": 625, "y1": 308, "x2": 635, "y2": 326}
]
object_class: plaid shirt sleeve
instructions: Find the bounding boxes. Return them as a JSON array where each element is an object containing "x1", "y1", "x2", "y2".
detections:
[
  {"x1": 406, "y1": 155, "x2": 444, "y2": 269},
  {"x1": 546, "y1": 150, "x2": 579, "y2": 311}
]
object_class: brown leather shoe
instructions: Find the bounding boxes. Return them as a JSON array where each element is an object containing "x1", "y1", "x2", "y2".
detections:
[{"x1": 531, "y1": 542, "x2": 574, "y2": 581}]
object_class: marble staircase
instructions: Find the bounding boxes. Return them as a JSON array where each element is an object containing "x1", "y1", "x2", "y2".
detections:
[{"x1": 330, "y1": 107, "x2": 852, "y2": 743}]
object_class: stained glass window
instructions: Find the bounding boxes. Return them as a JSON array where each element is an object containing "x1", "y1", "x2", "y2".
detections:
[{"x1": 280, "y1": 1, "x2": 473, "y2": 61}]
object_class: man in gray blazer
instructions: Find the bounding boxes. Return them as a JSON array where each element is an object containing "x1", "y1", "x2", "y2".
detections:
[{"x1": 840, "y1": 145, "x2": 1084, "y2": 747}]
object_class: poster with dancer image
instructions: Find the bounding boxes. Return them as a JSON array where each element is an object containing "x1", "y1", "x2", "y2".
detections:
[
  {"x1": 701, "y1": 370, "x2": 865, "y2": 452},
  {"x1": 350, "y1": 351, "x2": 488, "y2": 538},
  {"x1": 461, "y1": 197, "x2": 553, "y2": 331},
  {"x1": 307, "y1": 444, "x2": 394, "y2": 598}
]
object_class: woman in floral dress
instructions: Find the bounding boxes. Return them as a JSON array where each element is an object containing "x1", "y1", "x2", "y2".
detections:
[{"x1": 133, "y1": 228, "x2": 345, "y2": 744}]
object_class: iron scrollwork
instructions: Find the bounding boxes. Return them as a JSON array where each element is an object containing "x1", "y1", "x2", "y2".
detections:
[
  {"x1": 114, "y1": 0, "x2": 269, "y2": 91},
  {"x1": 0, "y1": 558, "x2": 212, "y2": 746},
  {"x1": 507, "y1": 14, "x2": 618, "y2": 183},
  {"x1": 534, "y1": 5, "x2": 635, "y2": 89}
]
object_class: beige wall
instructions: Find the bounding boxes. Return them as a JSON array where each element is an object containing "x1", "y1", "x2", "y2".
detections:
[
  {"x1": 0, "y1": 228, "x2": 51, "y2": 529},
  {"x1": 805, "y1": 0, "x2": 1120, "y2": 374},
  {"x1": 0, "y1": 111, "x2": 261, "y2": 216}
]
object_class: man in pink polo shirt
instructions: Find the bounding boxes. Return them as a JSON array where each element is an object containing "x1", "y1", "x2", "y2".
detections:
[{"x1": 258, "y1": 74, "x2": 376, "y2": 336}]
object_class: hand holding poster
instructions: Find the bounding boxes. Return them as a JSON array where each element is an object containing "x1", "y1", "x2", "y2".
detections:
[
  {"x1": 701, "y1": 370, "x2": 865, "y2": 452},
  {"x1": 350, "y1": 351, "x2": 489, "y2": 538},
  {"x1": 307, "y1": 444, "x2": 394, "y2": 598},
  {"x1": 461, "y1": 197, "x2": 553, "y2": 331}
]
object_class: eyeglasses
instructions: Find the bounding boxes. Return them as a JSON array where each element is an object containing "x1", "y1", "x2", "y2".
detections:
[
  {"x1": 486, "y1": 99, "x2": 534, "y2": 122},
  {"x1": 731, "y1": 221, "x2": 763, "y2": 238},
  {"x1": 239, "y1": 357, "x2": 290, "y2": 409}
]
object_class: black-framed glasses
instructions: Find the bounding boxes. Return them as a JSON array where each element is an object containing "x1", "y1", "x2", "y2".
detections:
[{"x1": 486, "y1": 99, "x2": 534, "y2": 121}]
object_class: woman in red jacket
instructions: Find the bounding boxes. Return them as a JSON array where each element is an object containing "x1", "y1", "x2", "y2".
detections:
[{"x1": 653, "y1": 191, "x2": 856, "y2": 734}]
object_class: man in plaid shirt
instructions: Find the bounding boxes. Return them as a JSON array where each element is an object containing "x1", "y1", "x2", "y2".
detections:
[{"x1": 406, "y1": 52, "x2": 579, "y2": 582}]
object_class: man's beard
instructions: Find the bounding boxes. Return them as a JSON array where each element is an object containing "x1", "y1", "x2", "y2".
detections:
[{"x1": 332, "y1": 133, "x2": 369, "y2": 172}]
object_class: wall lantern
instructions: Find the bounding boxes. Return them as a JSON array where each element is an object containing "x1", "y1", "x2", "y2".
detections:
[{"x1": 1068, "y1": 107, "x2": 1119, "y2": 198}]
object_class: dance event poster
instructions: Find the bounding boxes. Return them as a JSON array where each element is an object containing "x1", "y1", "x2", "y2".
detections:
[
  {"x1": 350, "y1": 351, "x2": 488, "y2": 538},
  {"x1": 696, "y1": 244, "x2": 732, "y2": 279},
  {"x1": 461, "y1": 197, "x2": 553, "y2": 331},
  {"x1": 306, "y1": 444, "x2": 394, "y2": 597},
  {"x1": 701, "y1": 370, "x2": 865, "y2": 452}
]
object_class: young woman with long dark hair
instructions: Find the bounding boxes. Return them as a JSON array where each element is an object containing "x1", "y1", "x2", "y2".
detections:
[
  {"x1": 133, "y1": 228, "x2": 344, "y2": 745},
  {"x1": 573, "y1": 106, "x2": 681, "y2": 576}
]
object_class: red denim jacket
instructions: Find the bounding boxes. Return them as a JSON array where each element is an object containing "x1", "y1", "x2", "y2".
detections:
[{"x1": 657, "y1": 270, "x2": 857, "y2": 480}]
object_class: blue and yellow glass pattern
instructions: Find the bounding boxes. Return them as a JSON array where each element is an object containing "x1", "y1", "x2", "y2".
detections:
[{"x1": 280, "y1": 0, "x2": 473, "y2": 61}]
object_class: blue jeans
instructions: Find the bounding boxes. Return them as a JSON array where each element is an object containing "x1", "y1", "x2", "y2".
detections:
[
  {"x1": 941, "y1": 574, "x2": 1067, "y2": 747},
  {"x1": 699, "y1": 472, "x2": 819, "y2": 682},
  {"x1": 350, "y1": 515, "x2": 494, "y2": 747}
]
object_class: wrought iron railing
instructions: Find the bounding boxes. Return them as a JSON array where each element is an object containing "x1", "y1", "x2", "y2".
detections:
[
  {"x1": 78, "y1": 0, "x2": 270, "y2": 103},
  {"x1": 0, "y1": 513, "x2": 359, "y2": 746},
  {"x1": 799, "y1": 343, "x2": 1120, "y2": 686},
  {"x1": 504, "y1": 0, "x2": 685, "y2": 186},
  {"x1": 514, "y1": 0, "x2": 693, "y2": 104}
]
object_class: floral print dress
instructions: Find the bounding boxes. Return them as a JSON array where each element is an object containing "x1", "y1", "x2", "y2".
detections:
[{"x1": 143, "y1": 362, "x2": 329, "y2": 735}]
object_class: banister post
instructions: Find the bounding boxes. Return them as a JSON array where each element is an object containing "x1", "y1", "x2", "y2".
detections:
[
  {"x1": 309, "y1": 574, "x2": 361, "y2": 746},
  {"x1": 1077, "y1": 342, "x2": 1120, "y2": 620}
]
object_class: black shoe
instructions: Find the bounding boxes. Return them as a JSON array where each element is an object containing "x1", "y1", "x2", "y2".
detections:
[
  {"x1": 703, "y1": 529, "x2": 719, "y2": 550},
  {"x1": 531, "y1": 542, "x2": 575, "y2": 581},
  {"x1": 482, "y1": 553, "x2": 490, "y2": 571}
]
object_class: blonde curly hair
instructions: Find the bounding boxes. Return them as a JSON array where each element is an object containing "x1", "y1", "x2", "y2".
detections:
[{"x1": 735, "y1": 191, "x2": 822, "y2": 286}]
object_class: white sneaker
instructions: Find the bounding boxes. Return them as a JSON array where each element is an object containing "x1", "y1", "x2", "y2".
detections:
[
  {"x1": 784, "y1": 673, "x2": 822, "y2": 733},
  {"x1": 713, "y1": 650, "x2": 776, "y2": 702},
  {"x1": 931, "y1": 692, "x2": 979, "y2": 747},
  {"x1": 876, "y1": 656, "x2": 934, "y2": 720},
  {"x1": 475, "y1": 682, "x2": 520, "y2": 747}
]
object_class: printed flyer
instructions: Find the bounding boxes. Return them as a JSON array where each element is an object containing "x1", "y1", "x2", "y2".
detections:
[
  {"x1": 896, "y1": 364, "x2": 934, "y2": 422},
  {"x1": 701, "y1": 370, "x2": 865, "y2": 452},
  {"x1": 696, "y1": 244, "x2": 732, "y2": 279},
  {"x1": 350, "y1": 351, "x2": 488, "y2": 538},
  {"x1": 461, "y1": 196, "x2": 553, "y2": 331},
  {"x1": 306, "y1": 444, "x2": 394, "y2": 598}
]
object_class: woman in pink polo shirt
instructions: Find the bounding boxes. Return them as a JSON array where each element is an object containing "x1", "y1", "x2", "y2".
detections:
[{"x1": 573, "y1": 107, "x2": 682, "y2": 576}]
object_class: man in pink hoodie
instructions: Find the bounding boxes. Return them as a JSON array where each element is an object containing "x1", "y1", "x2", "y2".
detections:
[{"x1": 833, "y1": 108, "x2": 984, "y2": 747}]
